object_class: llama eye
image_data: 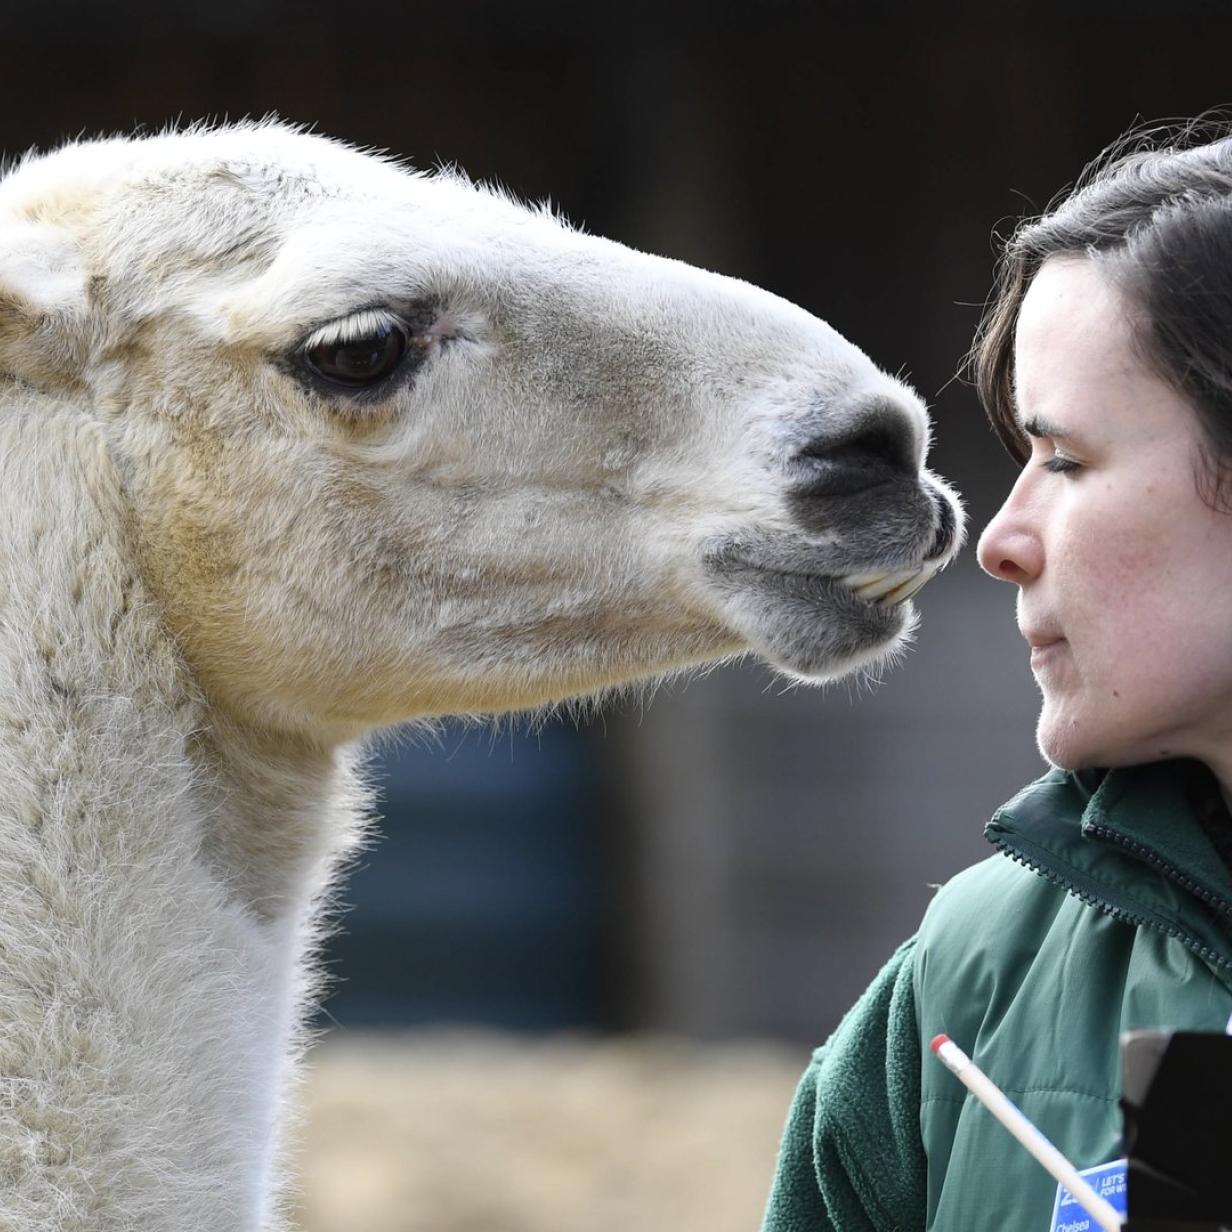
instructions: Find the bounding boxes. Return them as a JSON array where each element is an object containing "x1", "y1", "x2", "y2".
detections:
[{"x1": 303, "y1": 321, "x2": 409, "y2": 388}]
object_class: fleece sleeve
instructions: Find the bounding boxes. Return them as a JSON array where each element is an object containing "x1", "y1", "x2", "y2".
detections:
[{"x1": 760, "y1": 936, "x2": 926, "y2": 1232}]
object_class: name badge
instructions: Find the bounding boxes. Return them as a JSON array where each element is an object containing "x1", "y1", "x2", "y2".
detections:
[{"x1": 1048, "y1": 1158, "x2": 1127, "y2": 1232}]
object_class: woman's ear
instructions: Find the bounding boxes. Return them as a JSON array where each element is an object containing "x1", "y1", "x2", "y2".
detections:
[{"x1": 0, "y1": 221, "x2": 89, "y2": 384}]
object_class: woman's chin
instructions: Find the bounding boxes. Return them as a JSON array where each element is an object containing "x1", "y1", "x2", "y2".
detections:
[
  {"x1": 1035, "y1": 705, "x2": 1160, "y2": 773},
  {"x1": 1034, "y1": 703, "x2": 1090, "y2": 770}
]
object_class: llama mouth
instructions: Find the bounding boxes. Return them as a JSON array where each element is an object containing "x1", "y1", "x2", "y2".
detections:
[
  {"x1": 838, "y1": 562, "x2": 942, "y2": 607},
  {"x1": 703, "y1": 549, "x2": 942, "y2": 611}
]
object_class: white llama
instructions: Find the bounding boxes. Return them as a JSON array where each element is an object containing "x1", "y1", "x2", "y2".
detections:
[{"x1": 0, "y1": 122, "x2": 962, "y2": 1230}]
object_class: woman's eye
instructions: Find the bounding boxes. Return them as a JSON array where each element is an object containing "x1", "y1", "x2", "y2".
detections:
[
  {"x1": 304, "y1": 321, "x2": 409, "y2": 388},
  {"x1": 1041, "y1": 453, "x2": 1082, "y2": 474}
]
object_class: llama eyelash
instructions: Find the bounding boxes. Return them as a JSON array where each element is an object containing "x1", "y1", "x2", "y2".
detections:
[
  {"x1": 302, "y1": 307, "x2": 404, "y2": 352},
  {"x1": 295, "y1": 305, "x2": 436, "y2": 403}
]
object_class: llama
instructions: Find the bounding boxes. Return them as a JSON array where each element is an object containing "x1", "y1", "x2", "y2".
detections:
[{"x1": 0, "y1": 121, "x2": 962, "y2": 1230}]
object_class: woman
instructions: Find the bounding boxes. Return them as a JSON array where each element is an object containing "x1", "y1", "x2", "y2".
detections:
[{"x1": 761, "y1": 121, "x2": 1232, "y2": 1232}]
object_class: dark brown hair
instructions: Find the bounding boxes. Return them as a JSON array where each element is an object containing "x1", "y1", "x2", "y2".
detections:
[{"x1": 973, "y1": 115, "x2": 1232, "y2": 508}]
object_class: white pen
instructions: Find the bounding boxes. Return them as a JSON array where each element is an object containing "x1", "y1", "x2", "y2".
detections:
[{"x1": 930, "y1": 1034, "x2": 1123, "y2": 1232}]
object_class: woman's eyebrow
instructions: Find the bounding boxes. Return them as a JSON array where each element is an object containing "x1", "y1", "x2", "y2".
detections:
[
  {"x1": 1009, "y1": 376, "x2": 1072, "y2": 441},
  {"x1": 1021, "y1": 415, "x2": 1072, "y2": 441}
]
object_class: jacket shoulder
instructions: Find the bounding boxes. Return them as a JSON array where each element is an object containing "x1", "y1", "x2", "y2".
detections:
[
  {"x1": 920, "y1": 853, "x2": 1058, "y2": 936},
  {"x1": 914, "y1": 853, "x2": 1074, "y2": 1008}
]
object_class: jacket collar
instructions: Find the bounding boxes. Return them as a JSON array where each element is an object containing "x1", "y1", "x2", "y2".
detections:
[
  {"x1": 1079, "y1": 760, "x2": 1232, "y2": 915},
  {"x1": 986, "y1": 759, "x2": 1232, "y2": 978}
]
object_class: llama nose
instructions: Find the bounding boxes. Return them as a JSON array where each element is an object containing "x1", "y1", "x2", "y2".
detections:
[
  {"x1": 792, "y1": 409, "x2": 918, "y2": 499},
  {"x1": 926, "y1": 484, "x2": 959, "y2": 561}
]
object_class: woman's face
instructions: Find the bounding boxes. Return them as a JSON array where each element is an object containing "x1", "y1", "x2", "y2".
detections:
[{"x1": 977, "y1": 256, "x2": 1232, "y2": 775}]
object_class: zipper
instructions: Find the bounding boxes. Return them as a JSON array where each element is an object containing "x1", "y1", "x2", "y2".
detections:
[
  {"x1": 1084, "y1": 822, "x2": 1232, "y2": 921},
  {"x1": 986, "y1": 829, "x2": 1232, "y2": 973}
]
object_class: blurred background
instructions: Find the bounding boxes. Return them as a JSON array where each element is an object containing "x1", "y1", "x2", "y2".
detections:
[{"x1": 7, "y1": 3, "x2": 1231, "y2": 1227}]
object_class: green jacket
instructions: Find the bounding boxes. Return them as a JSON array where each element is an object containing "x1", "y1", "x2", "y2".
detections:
[{"x1": 761, "y1": 759, "x2": 1232, "y2": 1232}]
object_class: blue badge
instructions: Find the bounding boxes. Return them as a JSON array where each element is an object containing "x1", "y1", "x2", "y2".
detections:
[{"x1": 1048, "y1": 1158, "x2": 1127, "y2": 1232}]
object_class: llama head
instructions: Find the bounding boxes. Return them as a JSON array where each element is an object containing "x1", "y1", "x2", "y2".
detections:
[{"x1": 0, "y1": 122, "x2": 963, "y2": 738}]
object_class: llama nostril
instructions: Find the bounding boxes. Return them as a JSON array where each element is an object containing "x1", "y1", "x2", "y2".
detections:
[
  {"x1": 926, "y1": 486, "x2": 958, "y2": 561},
  {"x1": 794, "y1": 419, "x2": 916, "y2": 499}
]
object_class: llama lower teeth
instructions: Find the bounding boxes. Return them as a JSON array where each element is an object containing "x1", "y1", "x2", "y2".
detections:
[
  {"x1": 855, "y1": 569, "x2": 918, "y2": 601},
  {"x1": 881, "y1": 564, "x2": 938, "y2": 606},
  {"x1": 843, "y1": 570, "x2": 889, "y2": 588}
]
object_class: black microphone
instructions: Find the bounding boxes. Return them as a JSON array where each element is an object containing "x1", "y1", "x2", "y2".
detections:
[{"x1": 1121, "y1": 1030, "x2": 1232, "y2": 1231}]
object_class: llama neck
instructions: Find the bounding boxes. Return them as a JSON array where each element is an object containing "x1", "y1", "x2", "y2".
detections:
[
  {"x1": 0, "y1": 404, "x2": 362, "y2": 1231},
  {"x1": 191, "y1": 711, "x2": 368, "y2": 924}
]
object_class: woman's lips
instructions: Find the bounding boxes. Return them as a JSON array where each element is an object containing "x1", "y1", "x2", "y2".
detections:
[{"x1": 1029, "y1": 637, "x2": 1067, "y2": 668}]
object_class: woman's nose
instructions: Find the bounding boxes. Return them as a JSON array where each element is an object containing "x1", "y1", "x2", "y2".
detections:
[{"x1": 976, "y1": 494, "x2": 1043, "y2": 584}]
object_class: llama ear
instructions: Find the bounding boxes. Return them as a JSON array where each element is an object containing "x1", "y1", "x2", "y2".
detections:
[{"x1": 0, "y1": 222, "x2": 89, "y2": 377}]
